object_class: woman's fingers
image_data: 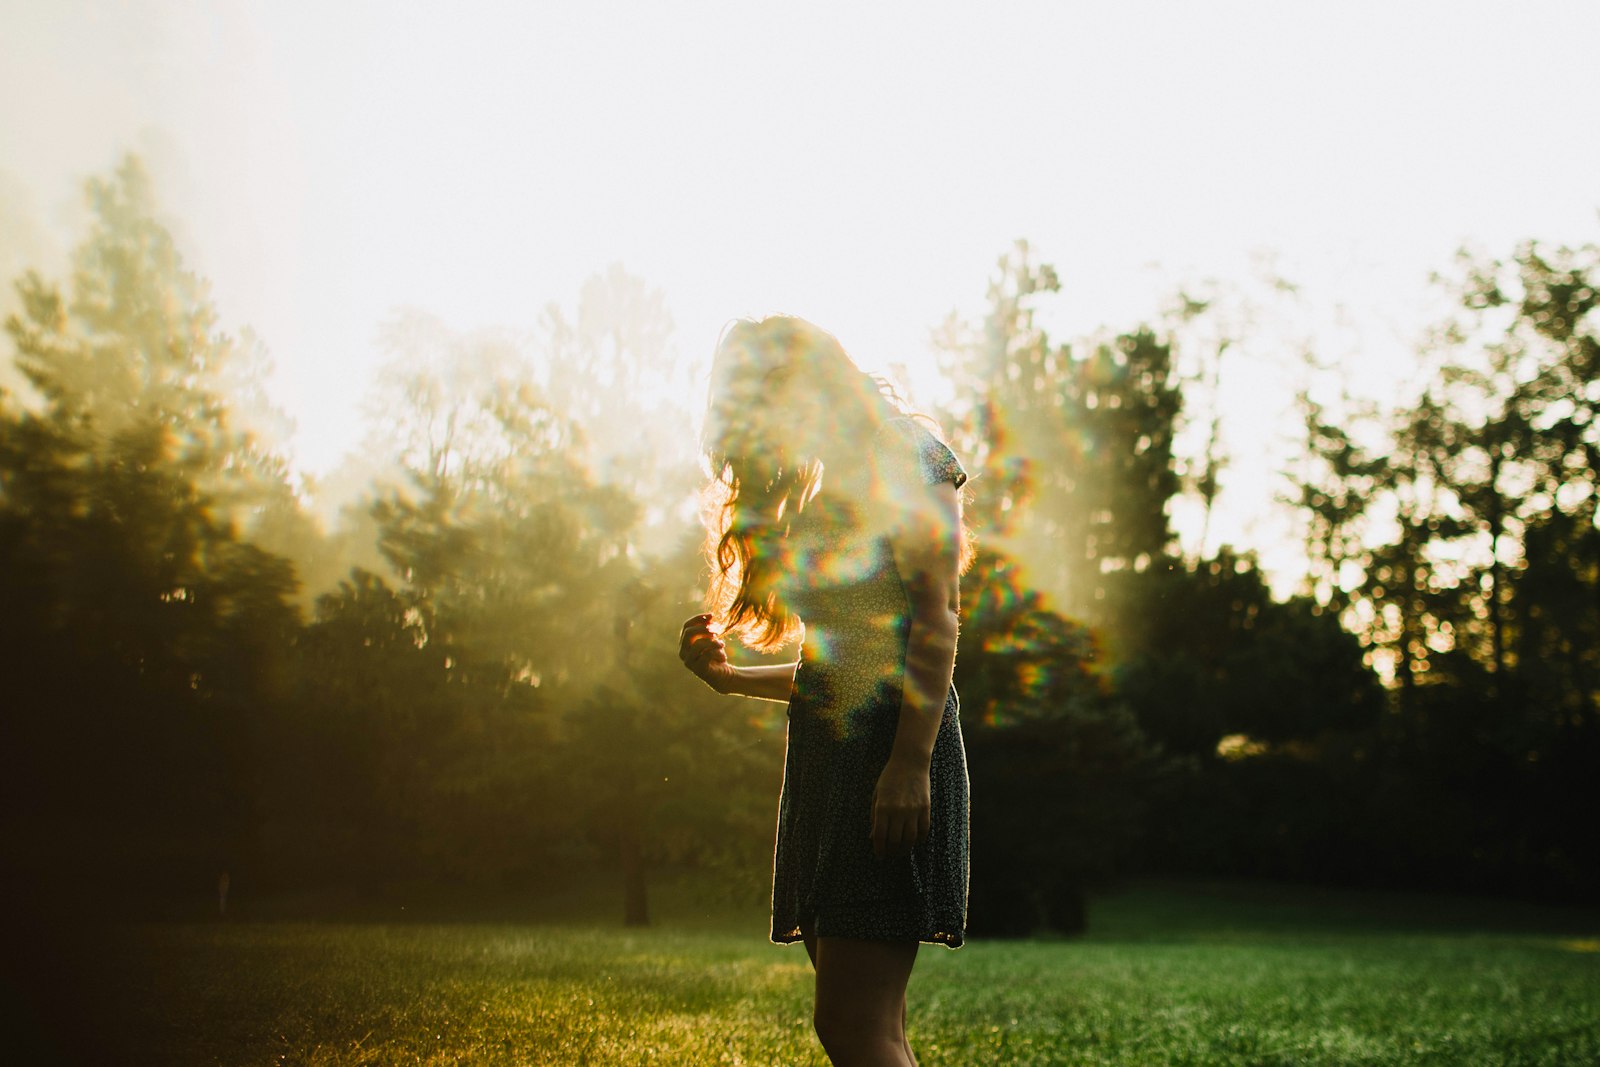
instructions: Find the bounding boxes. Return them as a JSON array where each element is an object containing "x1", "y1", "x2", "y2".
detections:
[
  {"x1": 870, "y1": 764, "x2": 932, "y2": 857},
  {"x1": 677, "y1": 614, "x2": 733, "y2": 690},
  {"x1": 678, "y1": 615, "x2": 725, "y2": 667},
  {"x1": 870, "y1": 804, "x2": 928, "y2": 858},
  {"x1": 692, "y1": 646, "x2": 727, "y2": 679},
  {"x1": 678, "y1": 617, "x2": 710, "y2": 654},
  {"x1": 678, "y1": 615, "x2": 716, "y2": 643},
  {"x1": 685, "y1": 632, "x2": 726, "y2": 667},
  {"x1": 883, "y1": 817, "x2": 912, "y2": 857}
]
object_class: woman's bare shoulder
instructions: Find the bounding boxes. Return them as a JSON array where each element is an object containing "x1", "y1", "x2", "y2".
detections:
[{"x1": 872, "y1": 417, "x2": 967, "y2": 489}]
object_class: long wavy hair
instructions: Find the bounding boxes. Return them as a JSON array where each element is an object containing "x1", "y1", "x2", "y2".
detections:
[{"x1": 702, "y1": 316, "x2": 968, "y2": 652}]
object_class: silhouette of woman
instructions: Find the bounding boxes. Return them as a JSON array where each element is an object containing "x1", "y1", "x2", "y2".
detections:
[{"x1": 679, "y1": 316, "x2": 970, "y2": 1066}]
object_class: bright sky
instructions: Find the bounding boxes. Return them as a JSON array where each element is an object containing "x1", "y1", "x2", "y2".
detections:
[{"x1": 3, "y1": 0, "x2": 1598, "y2": 588}]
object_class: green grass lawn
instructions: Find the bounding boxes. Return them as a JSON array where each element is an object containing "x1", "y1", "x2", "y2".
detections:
[{"x1": 27, "y1": 880, "x2": 1600, "y2": 1065}]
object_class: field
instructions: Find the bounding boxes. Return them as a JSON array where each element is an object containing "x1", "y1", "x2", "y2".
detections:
[{"x1": 18, "y1": 880, "x2": 1600, "y2": 1065}]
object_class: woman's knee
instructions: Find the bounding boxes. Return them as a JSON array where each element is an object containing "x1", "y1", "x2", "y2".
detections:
[{"x1": 813, "y1": 997, "x2": 900, "y2": 1058}]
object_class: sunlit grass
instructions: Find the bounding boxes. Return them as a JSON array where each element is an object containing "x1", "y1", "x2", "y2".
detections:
[{"x1": 52, "y1": 881, "x2": 1600, "y2": 1065}]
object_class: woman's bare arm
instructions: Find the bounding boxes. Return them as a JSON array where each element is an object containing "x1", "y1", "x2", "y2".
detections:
[
  {"x1": 678, "y1": 614, "x2": 798, "y2": 702},
  {"x1": 873, "y1": 479, "x2": 963, "y2": 857},
  {"x1": 722, "y1": 662, "x2": 800, "y2": 702}
]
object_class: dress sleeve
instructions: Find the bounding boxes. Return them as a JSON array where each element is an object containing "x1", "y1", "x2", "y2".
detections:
[{"x1": 874, "y1": 417, "x2": 968, "y2": 490}]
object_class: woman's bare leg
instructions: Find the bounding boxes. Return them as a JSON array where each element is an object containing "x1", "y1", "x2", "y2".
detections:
[
  {"x1": 804, "y1": 935, "x2": 916, "y2": 1064},
  {"x1": 811, "y1": 936, "x2": 919, "y2": 1066}
]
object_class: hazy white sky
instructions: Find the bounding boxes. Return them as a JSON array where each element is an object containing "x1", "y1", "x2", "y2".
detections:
[{"x1": 3, "y1": 0, "x2": 1598, "y2": 585}]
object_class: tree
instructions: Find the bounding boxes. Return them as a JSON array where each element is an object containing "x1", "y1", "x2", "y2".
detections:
[
  {"x1": 939, "y1": 243, "x2": 1393, "y2": 910},
  {"x1": 343, "y1": 296, "x2": 778, "y2": 921},
  {"x1": 954, "y1": 547, "x2": 1170, "y2": 934},
  {"x1": 538, "y1": 263, "x2": 701, "y2": 555},
  {"x1": 0, "y1": 157, "x2": 301, "y2": 903},
  {"x1": 7, "y1": 157, "x2": 298, "y2": 534},
  {"x1": 1282, "y1": 238, "x2": 1600, "y2": 899},
  {"x1": 938, "y1": 242, "x2": 1183, "y2": 643},
  {"x1": 349, "y1": 318, "x2": 637, "y2": 889}
]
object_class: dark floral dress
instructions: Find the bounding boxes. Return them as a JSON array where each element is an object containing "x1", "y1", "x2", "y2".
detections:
[{"x1": 770, "y1": 417, "x2": 970, "y2": 948}]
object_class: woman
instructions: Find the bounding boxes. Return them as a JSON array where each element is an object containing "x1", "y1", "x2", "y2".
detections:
[{"x1": 678, "y1": 316, "x2": 971, "y2": 1066}]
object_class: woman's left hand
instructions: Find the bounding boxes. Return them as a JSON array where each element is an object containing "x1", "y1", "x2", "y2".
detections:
[{"x1": 870, "y1": 759, "x2": 931, "y2": 858}]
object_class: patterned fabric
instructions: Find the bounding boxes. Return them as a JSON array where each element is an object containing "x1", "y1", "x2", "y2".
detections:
[{"x1": 770, "y1": 417, "x2": 970, "y2": 949}]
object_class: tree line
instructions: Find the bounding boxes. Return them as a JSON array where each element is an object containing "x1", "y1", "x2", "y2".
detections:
[{"x1": 2, "y1": 158, "x2": 1594, "y2": 932}]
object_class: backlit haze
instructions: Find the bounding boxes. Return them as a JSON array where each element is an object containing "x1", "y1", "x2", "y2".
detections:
[{"x1": 3, "y1": 0, "x2": 1598, "y2": 591}]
